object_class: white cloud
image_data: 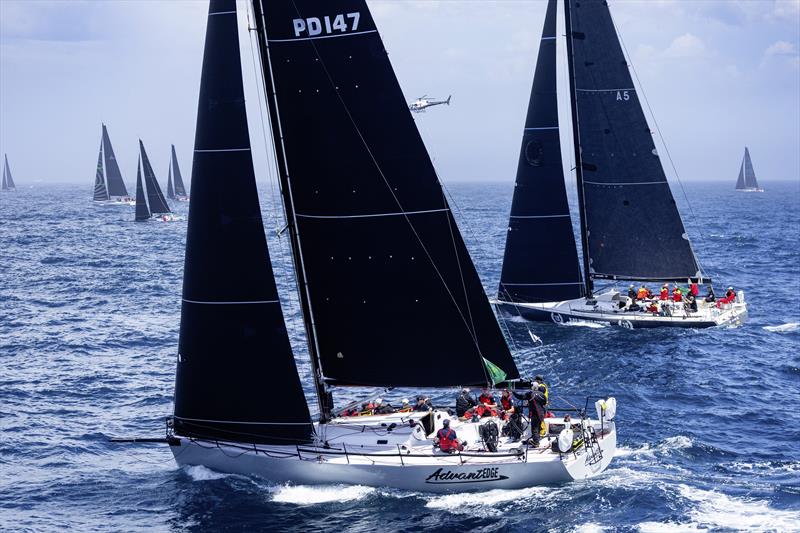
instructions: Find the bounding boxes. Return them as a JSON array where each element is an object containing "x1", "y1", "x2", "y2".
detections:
[
  {"x1": 764, "y1": 40, "x2": 798, "y2": 57},
  {"x1": 664, "y1": 33, "x2": 710, "y2": 58}
]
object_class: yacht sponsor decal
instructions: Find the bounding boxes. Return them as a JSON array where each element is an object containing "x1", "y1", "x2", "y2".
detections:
[{"x1": 425, "y1": 467, "x2": 508, "y2": 484}]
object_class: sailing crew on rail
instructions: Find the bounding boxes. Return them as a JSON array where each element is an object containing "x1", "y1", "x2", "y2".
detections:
[
  {"x1": 672, "y1": 286, "x2": 683, "y2": 302},
  {"x1": 647, "y1": 301, "x2": 660, "y2": 315},
  {"x1": 414, "y1": 395, "x2": 433, "y2": 412},
  {"x1": 637, "y1": 285, "x2": 651, "y2": 300},
  {"x1": 628, "y1": 285, "x2": 636, "y2": 300},
  {"x1": 456, "y1": 388, "x2": 478, "y2": 418},
  {"x1": 435, "y1": 419, "x2": 463, "y2": 453},
  {"x1": 660, "y1": 284, "x2": 670, "y2": 301}
]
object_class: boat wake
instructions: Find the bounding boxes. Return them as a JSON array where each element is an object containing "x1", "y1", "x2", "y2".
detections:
[
  {"x1": 615, "y1": 435, "x2": 693, "y2": 459},
  {"x1": 270, "y1": 484, "x2": 375, "y2": 505},
  {"x1": 560, "y1": 320, "x2": 607, "y2": 329},
  {"x1": 183, "y1": 465, "x2": 230, "y2": 481},
  {"x1": 425, "y1": 486, "x2": 554, "y2": 516},
  {"x1": 763, "y1": 322, "x2": 799, "y2": 333}
]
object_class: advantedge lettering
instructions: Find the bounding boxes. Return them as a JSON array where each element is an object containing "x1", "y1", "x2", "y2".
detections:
[
  {"x1": 293, "y1": 13, "x2": 361, "y2": 38},
  {"x1": 425, "y1": 467, "x2": 509, "y2": 484}
]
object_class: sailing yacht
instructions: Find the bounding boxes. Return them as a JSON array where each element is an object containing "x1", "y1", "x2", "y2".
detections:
[
  {"x1": 1, "y1": 155, "x2": 16, "y2": 192},
  {"x1": 92, "y1": 124, "x2": 135, "y2": 205},
  {"x1": 735, "y1": 147, "x2": 764, "y2": 192},
  {"x1": 134, "y1": 140, "x2": 175, "y2": 222},
  {"x1": 160, "y1": 0, "x2": 616, "y2": 492},
  {"x1": 166, "y1": 145, "x2": 189, "y2": 201},
  {"x1": 495, "y1": 0, "x2": 747, "y2": 329}
]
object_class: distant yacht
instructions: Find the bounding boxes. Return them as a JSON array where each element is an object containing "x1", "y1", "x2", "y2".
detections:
[
  {"x1": 166, "y1": 145, "x2": 189, "y2": 201},
  {"x1": 93, "y1": 124, "x2": 135, "y2": 205},
  {"x1": 735, "y1": 147, "x2": 764, "y2": 192},
  {"x1": 1, "y1": 154, "x2": 16, "y2": 192},
  {"x1": 135, "y1": 140, "x2": 176, "y2": 222},
  {"x1": 494, "y1": 0, "x2": 747, "y2": 329}
]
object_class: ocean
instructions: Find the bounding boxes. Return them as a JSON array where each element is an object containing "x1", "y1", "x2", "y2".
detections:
[{"x1": 1, "y1": 180, "x2": 798, "y2": 532}]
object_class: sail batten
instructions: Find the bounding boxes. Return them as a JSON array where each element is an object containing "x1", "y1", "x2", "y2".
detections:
[
  {"x1": 566, "y1": 0, "x2": 700, "y2": 281},
  {"x1": 173, "y1": 0, "x2": 312, "y2": 445},
  {"x1": 498, "y1": 0, "x2": 584, "y2": 304},
  {"x1": 101, "y1": 124, "x2": 129, "y2": 198},
  {"x1": 254, "y1": 0, "x2": 519, "y2": 388}
]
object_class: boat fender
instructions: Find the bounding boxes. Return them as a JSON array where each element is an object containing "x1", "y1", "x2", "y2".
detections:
[
  {"x1": 558, "y1": 427, "x2": 574, "y2": 453},
  {"x1": 604, "y1": 397, "x2": 617, "y2": 421}
]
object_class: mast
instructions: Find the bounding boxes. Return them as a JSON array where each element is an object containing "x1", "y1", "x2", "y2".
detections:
[
  {"x1": 564, "y1": 0, "x2": 593, "y2": 295},
  {"x1": 251, "y1": 0, "x2": 332, "y2": 421}
]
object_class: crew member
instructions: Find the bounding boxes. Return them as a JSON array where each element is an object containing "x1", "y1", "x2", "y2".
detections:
[
  {"x1": 660, "y1": 284, "x2": 669, "y2": 301},
  {"x1": 414, "y1": 395, "x2": 433, "y2": 412},
  {"x1": 672, "y1": 286, "x2": 683, "y2": 302},
  {"x1": 513, "y1": 384, "x2": 547, "y2": 446},
  {"x1": 499, "y1": 389, "x2": 514, "y2": 413},
  {"x1": 647, "y1": 301, "x2": 659, "y2": 314},
  {"x1": 628, "y1": 285, "x2": 636, "y2": 299},
  {"x1": 725, "y1": 286, "x2": 736, "y2": 301},
  {"x1": 373, "y1": 398, "x2": 395, "y2": 415},
  {"x1": 690, "y1": 281, "x2": 699, "y2": 296},
  {"x1": 705, "y1": 287, "x2": 716, "y2": 303},
  {"x1": 435, "y1": 419, "x2": 463, "y2": 453},
  {"x1": 456, "y1": 388, "x2": 478, "y2": 418},
  {"x1": 685, "y1": 292, "x2": 698, "y2": 312},
  {"x1": 637, "y1": 285, "x2": 650, "y2": 300},
  {"x1": 533, "y1": 375, "x2": 549, "y2": 405},
  {"x1": 399, "y1": 399, "x2": 412, "y2": 412}
]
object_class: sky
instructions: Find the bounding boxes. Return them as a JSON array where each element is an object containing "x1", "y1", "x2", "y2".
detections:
[{"x1": 0, "y1": 0, "x2": 798, "y2": 187}]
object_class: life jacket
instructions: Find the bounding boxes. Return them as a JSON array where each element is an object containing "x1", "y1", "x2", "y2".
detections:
[
  {"x1": 648, "y1": 303, "x2": 659, "y2": 314},
  {"x1": 437, "y1": 427, "x2": 458, "y2": 452},
  {"x1": 479, "y1": 394, "x2": 495, "y2": 405},
  {"x1": 690, "y1": 283, "x2": 699, "y2": 296},
  {"x1": 637, "y1": 288, "x2": 649, "y2": 299},
  {"x1": 673, "y1": 288, "x2": 683, "y2": 302},
  {"x1": 500, "y1": 396, "x2": 512, "y2": 411},
  {"x1": 660, "y1": 288, "x2": 669, "y2": 300}
]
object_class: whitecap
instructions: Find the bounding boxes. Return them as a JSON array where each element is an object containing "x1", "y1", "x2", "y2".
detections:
[
  {"x1": 763, "y1": 322, "x2": 799, "y2": 333},
  {"x1": 561, "y1": 320, "x2": 607, "y2": 329},
  {"x1": 425, "y1": 486, "x2": 554, "y2": 516},
  {"x1": 677, "y1": 484, "x2": 800, "y2": 531},
  {"x1": 183, "y1": 465, "x2": 229, "y2": 481},
  {"x1": 271, "y1": 484, "x2": 374, "y2": 505}
]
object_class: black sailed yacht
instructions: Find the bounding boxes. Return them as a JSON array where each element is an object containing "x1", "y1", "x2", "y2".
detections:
[
  {"x1": 134, "y1": 141, "x2": 175, "y2": 222},
  {"x1": 92, "y1": 124, "x2": 135, "y2": 205},
  {"x1": 166, "y1": 145, "x2": 189, "y2": 201}
]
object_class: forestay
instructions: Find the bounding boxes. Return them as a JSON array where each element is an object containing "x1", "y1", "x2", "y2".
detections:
[
  {"x1": 173, "y1": 0, "x2": 313, "y2": 445},
  {"x1": 254, "y1": 0, "x2": 519, "y2": 387},
  {"x1": 499, "y1": 0, "x2": 584, "y2": 304},
  {"x1": 566, "y1": 0, "x2": 700, "y2": 281}
]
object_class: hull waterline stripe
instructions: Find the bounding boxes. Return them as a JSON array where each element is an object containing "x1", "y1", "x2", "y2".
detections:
[
  {"x1": 503, "y1": 282, "x2": 583, "y2": 286},
  {"x1": 576, "y1": 87, "x2": 636, "y2": 92},
  {"x1": 524, "y1": 127, "x2": 558, "y2": 131},
  {"x1": 182, "y1": 298, "x2": 280, "y2": 305},
  {"x1": 584, "y1": 180, "x2": 667, "y2": 186},
  {"x1": 175, "y1": 416, "x2": 313, "y2": 426},
  {"x1": 269, "y1": 30, "x2": 378, "y2": 43},
  {"x1": 297, "y1": 208, "x2": 449, "y2": 219},
  {"x1": 510, "y1": 214, "x2": 570, "y2": 219},
  {"x1": 194, "y1": 148, "x2": 251, "y2": 153}
]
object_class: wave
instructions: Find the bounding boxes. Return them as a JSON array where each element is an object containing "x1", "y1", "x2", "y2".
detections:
[
  {"x1": 425, "y1": 486, "x2": 553, "y2": 516},
  {"x1": 763, "y1": 322, "x2": 799, "y2": 333},
  {"x1": 615, "y1": 436, "x2": 693, "y2": 459},
  {"x1": 183, "y1": 465, "x2": 230, "y2": 481},
  {"x1": 271, "y1": 484, "x2": 374, "y2": 505},
  {"x1": 678, "y1": 484, "x2": 800, "y2": 531},
  {"x1": 562, "y1": 320, "x2": 607, "y2": 329}
]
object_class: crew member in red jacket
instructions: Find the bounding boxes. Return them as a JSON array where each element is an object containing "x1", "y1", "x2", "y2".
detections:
[
  {"x1": 660, "y1": 284, "x2": 670, "y2": 300},
  {"x1": 435, "y1": 419, "x2": 463, "y2": 453}
]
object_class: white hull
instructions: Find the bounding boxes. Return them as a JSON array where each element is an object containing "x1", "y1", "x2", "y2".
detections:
[
  {"x1": 495, "y1": 289, "x2": 748, "y2": 328},
  {"x1": 736, "y1": 188, "x2": 764, "y2": 192},
  {"x1": 171, "y1": 410, "x2": 616, "y2": 493}
]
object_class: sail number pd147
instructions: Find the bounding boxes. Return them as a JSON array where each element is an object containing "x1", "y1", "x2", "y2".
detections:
[{"x1": 293, "y1": 12, "x2": 361, "y2": 37}]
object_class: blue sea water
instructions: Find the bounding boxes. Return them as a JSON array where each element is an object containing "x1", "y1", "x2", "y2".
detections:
[{"x1": 1, "y1": 180, "x2": 799, "y2": 532}]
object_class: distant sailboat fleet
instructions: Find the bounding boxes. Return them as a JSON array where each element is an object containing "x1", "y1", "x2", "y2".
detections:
[{"x1": 494, "y1": 0, "x2": 748, "y2": 329}]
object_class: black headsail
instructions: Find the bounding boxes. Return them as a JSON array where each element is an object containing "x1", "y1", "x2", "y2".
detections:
[
  {"x1": 173, "y1": 0, "x2": 313, "y2": 444},
  {"x1": 565, "y1": 0, "x2": 701, "y2": 283},
  {"x1": 498, "y1": 0, "x2": 583, "y2": 304},
  {"x1": 101, "y1": 124, "x2": 129, "y2": 198},
  {"x1": 743, "y1": 147, "x2": 760, "y2": 189},
  {"x1": 252, "y1": 0, "x2": 519, "y2": 393},
  {"x1": 3, "y1": 154, "x2": 15, "y2": 191},
  {"x1": 134, "y1": 160, "x2": 150, "y2": 221},
  {"x1": 93, "y1": 140, "x2": 109, "y2": 201},
  {"x1": 138, "y1": 141, "x2": 171, "y2": 215},
  {"x1": 171, "y1": 145, "x2": 188, "y2": 197},
  {"x1": 166, "y1": 161, "x2": 175, "y2": 200}
]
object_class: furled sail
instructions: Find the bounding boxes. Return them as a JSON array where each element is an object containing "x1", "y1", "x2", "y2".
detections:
[
  {"x1": 93, "y1": 141, "x2": 109, "y2": 201},
  {"x1": 254, "y1": 0, "x2": 519, "y2": 387},
  {"x1": 134, "y1": 160, "x2": 150, "y2": 221},
  {"x1": 166, "y1": 163, "x2": 175, "y2": 200},
  {"x1": 2, "y1": 154, "x2": 15, "y2": 191},
  {"x1": 101, "y1": 124, "x2": 129, "y2": 198},
  {"x1": 173, "y1": 0, "x2": 313, "y2": 444},
  {"x1": 498, "y1": 0, "x2": 584, "y2": 304},
  {"x1": 565, "y1": 0, "x2": 700, "y2": 282},
  {"x1": 743, "y1": 147, "x2": 760, "y2": 189},
  {"x1": 138, "y1": 141, "x2": 171, "y2": 215},
  {"x1": 171, "y1": 145, "x2": 188, "y2": 197}
]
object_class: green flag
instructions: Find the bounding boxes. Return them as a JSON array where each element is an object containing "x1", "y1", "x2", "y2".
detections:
[{"x1": 483, "y1": 357, "x2": 507, "y2": 386}]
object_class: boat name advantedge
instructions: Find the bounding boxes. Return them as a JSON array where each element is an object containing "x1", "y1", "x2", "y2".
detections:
[
  {"x1": 293, "y1": 13, "x2": 361, "y2": 38},
  {"x1": 425, "y1": 467, "x2": 508, "y2": 484}
]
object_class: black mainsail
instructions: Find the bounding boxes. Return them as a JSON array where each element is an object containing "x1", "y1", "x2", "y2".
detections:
[
  {"x1": 101, "y1": 124, "x2": 129, "y2": 198},
  {"x1": 93, "y1": 140, "x2": 109, "y2": 201},
  {"x1": 498, "y1": 0, "x2": 583, "y2": 304},
  {"x1": 736, "y1": 147, "x2": 761, "y2": 190},
  {"x1": 565, "y1": 0, "x2": 700, "y2": 284},
  {"x1": 139, "y1": 141, "x2": 172, "y2": 216},
  {"x1": 173, "y1": 0, "x2": 313, "y2": 444},
  {"x1": 134, "y1": 160, "x2": 150, "y2": 221},
  {"x1": 252, "y1": 0, "x2": 519, "y2": 390},
  {"x1": 2, "y1": 154, "x2": 16, "y2": 191},
  {"x1": 166, "y1": 163, "x2": 175, "y2": 200},
  {"x1": 171, "y1": 145, "x2": 188, "y2": 197}
]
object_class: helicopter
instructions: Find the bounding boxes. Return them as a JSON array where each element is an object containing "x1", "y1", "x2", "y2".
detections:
[{"x1": 408, "y1": 94, "x2": 451, "y2": 113}]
